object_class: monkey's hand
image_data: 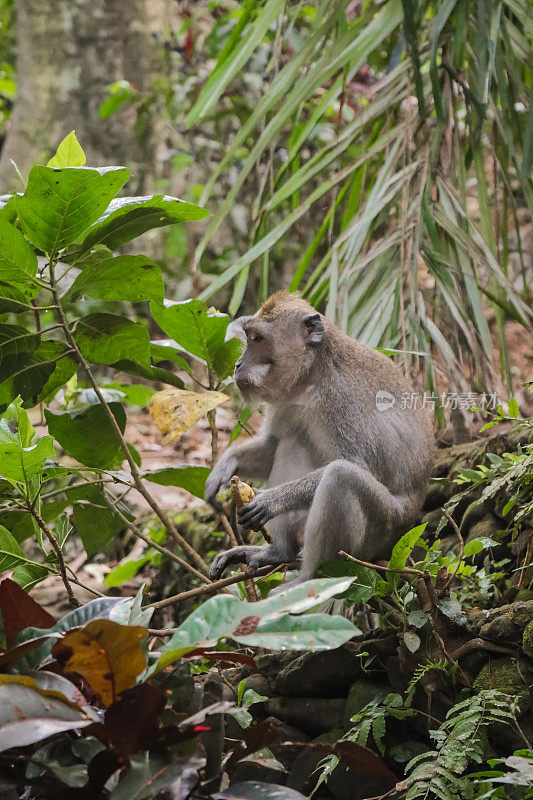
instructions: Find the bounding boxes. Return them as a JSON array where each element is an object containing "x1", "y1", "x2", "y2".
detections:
[
  {"x1": 204, "y1": 452, "x2": 237, "y2": 510},
  {"x1": 209, "y1": 544, "x2": 273, "y2": 579},
  {"x1": 237, "y1": 488, "x2": 277, "y2": 530}
]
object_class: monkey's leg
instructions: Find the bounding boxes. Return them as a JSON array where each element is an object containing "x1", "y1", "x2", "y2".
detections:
[
  {"x1": 209, "y1": 512, "x2": 303, "y2": 579},
  {"x1": 298, "y1": 459, "x2": 405, "y2": 582}
]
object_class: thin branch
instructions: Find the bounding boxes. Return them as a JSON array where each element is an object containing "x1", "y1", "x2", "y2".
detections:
[
  {"x1": 101, "y1": 491, "x2": 210, "y2": 585},
  {"x1": 26, "y1": 503, "x2": 78, "y2": 607},
  {"x1": 440, "y1": 508, "x2": 464, "y2": 592},
  {"x1": 450, "y1": 637, "x2": 518, "y2": 661},
  {"x1": 146, "y1": 563, "x2": 295, "y2": 610},
  {"x1": 49, "y1": 272, "x2": 210, "y2": 579},
  {"x1": 339, "y1": 550, "x2": 424, "y2": 576},
  {"x1": 221, "y1": 506, "x2": 258, "y2": 602}
]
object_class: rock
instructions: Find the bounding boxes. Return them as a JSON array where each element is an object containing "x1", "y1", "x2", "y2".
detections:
[
  {"x1": 343, "y1": 680, "x2": 389, "y2": 728},
  {"x1": 243, "y1": 674, "x2": 271, "y2": 696},
  {"x1": 422, "y1": 482, "x2": 450, "y2": 511},
  {"x1": 473, "y1": 658, "x2": 532, "y2": 717},
  {"x1": 262, "y1": 716, "x2": 311, "y2": 770},
  {"x1": 467, "y1": 516, "x2": 501, "y2": 545},
  {"x1": 264, "y1": 698, "x2": 345, "y2": 736},
  {"x1": 523, "y1": 621, "x2": 533, "y2": 659},
  {"x1": 273, "y1": 644, "x2": 364, "y2": 698},
  {"x1": 479, "y1": 601, "x2": 533, "y2": 643}
]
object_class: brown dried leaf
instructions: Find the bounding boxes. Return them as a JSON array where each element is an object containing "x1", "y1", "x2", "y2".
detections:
[{"x1": 52, "y1": 619, "x2": 147, "y2": 706}]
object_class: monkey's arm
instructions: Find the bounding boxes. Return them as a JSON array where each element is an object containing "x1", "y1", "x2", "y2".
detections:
[
  {"x1": 204, "y1": 434, "x2": 278, "y2": 508},
  {"x1": 237, "y1": 460, "x2": 398, "y2": 529}
]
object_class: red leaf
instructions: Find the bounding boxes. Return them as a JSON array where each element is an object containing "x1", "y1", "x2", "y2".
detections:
[{"x1": 0, "y1": 577, "x2": 56, "y2": 647}]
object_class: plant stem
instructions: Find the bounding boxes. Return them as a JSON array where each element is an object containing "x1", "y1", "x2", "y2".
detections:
[
  {"x1": 26, "y1": 503, "x2": 78, "y2": 607},
  {"x1": 49, "y1": 274, "x2": 210, "y2": 579},
  {"x1": 146, "y1": 563, "x2": 293, "y2": 610},
  {"x1": 101, "y1": 491, "x2": 210, "y2": 585}
]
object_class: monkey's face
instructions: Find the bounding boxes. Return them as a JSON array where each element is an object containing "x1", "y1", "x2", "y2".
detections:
[{"x1": 232, "y1": 311, "x2": 324, "y2": 403}]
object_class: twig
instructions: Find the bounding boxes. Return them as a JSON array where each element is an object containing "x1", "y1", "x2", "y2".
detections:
[
  {"x1": 221, "y1": 506, "x2": 258, "y2": 602},
  {"x1": 339, "y1": 551, "x2": 424, "y2": 576},
  {"x1": 49, "y1": 271, "x2": 210, "y2": 579},
  {"x1": 26, "y1": 504, "x2": 78, "y2": 607},
  {"x1": 146, "y1": 563, "x2": 294, "y2": 610},
  {"x1": 101, "y1": 491, "x2": 210, "y2": 585},
  {"x1": 440, "y1": 509, "x2": 464, "y2": 592}
]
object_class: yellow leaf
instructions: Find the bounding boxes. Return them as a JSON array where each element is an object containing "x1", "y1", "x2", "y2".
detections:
[
  {"x1": 230, "y1": 476, "x2": 255, "y2": 508},
  {"x1": 52, "y1": 619, "x2": 147, "y2": 706},
  {"x1": 149, "y1": 388, "x2": 229, "y2": 442}
]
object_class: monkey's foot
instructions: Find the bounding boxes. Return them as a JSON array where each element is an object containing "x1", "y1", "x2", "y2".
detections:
[{"x1": 209, "y1": 545, "x2": 274, "y2": 580}]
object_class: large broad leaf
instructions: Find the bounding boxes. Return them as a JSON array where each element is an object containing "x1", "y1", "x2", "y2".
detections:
[
  {"x1": 47, "y1": 131, "x2": 86, "y2": 168},
  {"x1": 12, "y1": 596, "x2": 127, "y2": 672},
  {"x1": 0, "y1": 680, "x2": 92, "y2": 753},
  {"x1": 0, "y1": 339, "x2": 76, "y2": 407},
  {"x1": 112, "y1": 358, "x2": 185, "y2": 390},
  {"x1": 45, "y1": 402, "x2": 126, "y2": 469},
  {"x1": 74, "y1": 313, "x2": 150, "y2": 367},
  {"x1": 78, "y1": 194, "x2": 210, "y2": 252},
  {"x1": 0, "y1": 397, "x2": 55, "y2": 482},
  {"x1": 73, "y1": 498, "x2": 127, "y2": 557},
  {"x1": 0, "y1": 220, "x2": 38, "y2": 284},
  {"x1": 143, "y1": 465, "x2": 210, "y2": 499},
  {"x1": 151, "y1": 298, "x2": 229, "y2": 366},
  {"x1": 69, "y1": 255, "x2": 164, "y2": 304},
  {"x1": 52, "y1": 619, "x2": 147, "y2": 706},
  {"x1": 108, "y1": 753, "x2": 202, "y2": 800},
  {"x1": 149, "y1": 388, "x2": 228, "y2": 442},
  {"x1": 15, "y1": 166, "x2": 129, "y2": 253},
  {"x1": 157, "y1": 578, "x2": 360, "y2": 670},
  {"x1": 0, "y1": 281, "x2": 34, "y2": 313},
  {"x1": 0, "y1": 323, "x2": 39, "y2": 359},
  {"x1": 217, "y1": 783, "x2": 308, "y2": 800},
  {"x1": 0, "y1": 525, "x2": 40, "y2": 575}
]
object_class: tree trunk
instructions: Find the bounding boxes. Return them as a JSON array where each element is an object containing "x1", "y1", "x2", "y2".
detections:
[{"x1": 0, "y1": 0, "x2": 167, "y2": 191}]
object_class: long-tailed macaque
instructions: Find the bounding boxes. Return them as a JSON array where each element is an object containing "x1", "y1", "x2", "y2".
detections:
[{"x1": 206, "y1": 292, "x2": 434, "y2": 587}]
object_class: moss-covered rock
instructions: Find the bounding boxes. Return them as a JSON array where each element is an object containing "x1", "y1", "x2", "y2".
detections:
[
  {"x1": 473, "y1": 657, "x2": 532, "y2": 716},
  {"x1": 523, "y1": 621, "x2": 533, "y2": 659}
]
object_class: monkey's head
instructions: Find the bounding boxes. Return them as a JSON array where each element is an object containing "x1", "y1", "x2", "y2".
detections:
[{"x1": 230, "y1": 292, "x2": 325, "y2": 403}]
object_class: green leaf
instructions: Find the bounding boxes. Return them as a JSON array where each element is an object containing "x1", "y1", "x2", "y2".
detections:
[
  {"x1": 111, "y1": 359, "x2": 185, "y2": 390},
  {"x1": 143, "y1": 465, "x2": 210, "y2": 499},
  {"x1": 101, "y1": 383, "x2": 155, "y2": 406},
  {"x1": 157, "y1": 578, "x2": 359, "y2": 669},
  {"x1": 45, "y1": 402, "x2": 126, "y2": 469},
  {"x1": 0, "y1": 220, "x2": 39, "y2": 285},
  {"x1": 0, "y1": 398, "x2": 55, "y2": 483},
  {"x1": 47, "y1": 131, "x2": 86, "y2": 168},
  {"x1": 404, "y1": 631, "x2": 421, "y2": 653},
  {"x1": 74, "y1": 313, "x2": 150, "y2": 368},
  {"x1": 388, "y1": 524, "x2": 426, "y2": 573},
  {"x1": 0, "y1": 680, "x2": 92, "y2": 753},
  {"x1": 15, "y1": 166, "x2": 129, "y2": 253},
  {"x1": 0, "y1": 525, "x2": 26, "y2": 571},
  {"x1": 151, "y1": 298, "x2": 229, "y2": 366},
  {"x1": 108, "y1": 752, "x2": 201, "y2": 800},
  {"x1": 212, "y1": 338, "x2": 243, "y2": 382},
  {"x1": 0, "y1": 340, "x2": 75, "y2": 407},
  {"x1": 317, "y1": 560, "x2": 377, "y2": 605},
  {"x1": 0, "y1": 281, "x2": 33, "y2": 313},
  {"x1": 69, "y1": 255, "x2": 164, "y2": 304},
  {"x1": 99, "y1": 80, "x2": 137, "y2": 119},
  {"x1": 73, "y1": 499, "x2": 126, "y2": 558},
  {"x1": 78, "y1": 195, "x2": 210, "y2": 252}
]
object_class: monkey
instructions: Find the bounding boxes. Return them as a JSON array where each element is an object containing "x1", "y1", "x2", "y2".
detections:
[{"x1": 205, "y1": 291, "x2": 434, "y2": 589}]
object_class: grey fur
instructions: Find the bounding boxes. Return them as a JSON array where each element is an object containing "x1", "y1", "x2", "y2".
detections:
[{"x1": 206, "y1": 293, "x2": 434, "y2": 588}]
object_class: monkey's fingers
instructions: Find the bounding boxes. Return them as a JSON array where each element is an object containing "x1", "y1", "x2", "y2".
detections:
[{"x1": 237, "y1": 500, "x2": 270, "y2": 530}]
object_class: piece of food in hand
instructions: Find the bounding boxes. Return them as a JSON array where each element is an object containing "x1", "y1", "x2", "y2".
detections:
[{"x1": 230, "y1": 475, "x2": 272, "y2": 543}]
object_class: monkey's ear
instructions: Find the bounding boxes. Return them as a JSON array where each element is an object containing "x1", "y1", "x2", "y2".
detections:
[
  {"x1": 225, "y1": 316, "x2": 252, "y2": 343},
  {"x1": 303, "y1": 312, "x2": 324, "y2": 345}
]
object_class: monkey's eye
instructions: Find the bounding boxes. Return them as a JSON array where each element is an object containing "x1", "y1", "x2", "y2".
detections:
[{"x1": 250, "y1": 333, "x2": 264, "y2": 343}]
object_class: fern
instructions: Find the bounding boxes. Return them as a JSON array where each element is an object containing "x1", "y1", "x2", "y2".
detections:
[
  {"x1": 406, "y1": 690, "x2": 517, "y2": 800},
  {"x1": 311, "y1": 692, "x2": 413, "y2": 795}
]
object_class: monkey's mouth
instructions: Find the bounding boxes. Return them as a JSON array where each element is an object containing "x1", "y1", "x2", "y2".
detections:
[{"x1": 235, "y1": 377, "x2": 257, "y2": 399}]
